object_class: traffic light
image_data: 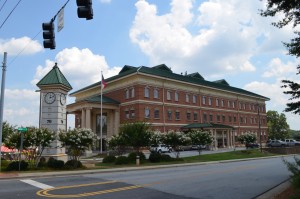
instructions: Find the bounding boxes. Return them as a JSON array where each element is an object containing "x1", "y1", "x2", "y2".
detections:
[
  {"x1": 42, "y1": 22, "x2": 56, "y2": 49},
  {"x1": 76, "y1": 0, "x2": 93, "y2": 20}
]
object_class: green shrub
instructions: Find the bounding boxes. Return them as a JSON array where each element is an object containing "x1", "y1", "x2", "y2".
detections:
[
  {"x1": 102, "y1": 155, "x2": 116, "y2": 163},
  {"x1": 6, "y1": 161, "x2": 28, "y2": 171},
  {"x1": 47, "y1": 157, "x2": 64, "y2": 169},
  {"x1": 115, "y1": 156, "x2": 129, "y2": 165},
  {"x1": 160, "y1": 154, "x2": 173, "y2": 162},
  {"x1": 64, "y1": 160, "x2": 83, "y2": 170},
  {"x1": 149, "y1": 152, "x2": 161, "y2": 163},
  {"x1": 37, "y1": 157, "x2": 47, "y2": 168},
  {"x1": 128, "y1": 152, "x2": 146, "y2": 162}
]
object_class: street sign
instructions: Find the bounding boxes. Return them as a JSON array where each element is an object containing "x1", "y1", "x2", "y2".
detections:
[
  {"x1": 57, "y1": 8, "x2": 64, "y2": 32},
  {"x1": 18, "y1": 127, "x2": 27, "y2": 132}
]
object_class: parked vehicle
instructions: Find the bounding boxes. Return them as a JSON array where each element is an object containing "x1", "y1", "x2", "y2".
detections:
[
  {"x1": 246, "y1": 143, "x2": 260, "y2": 148},
  {"x1": 150, "y1": 144, "x2": 172, "y2": 153},
  {"x1": 191, "y1": 145, "x2": 207, "y2": 150},
  {"x1": 267, "y1": 140, "x2": 287, "y2": 147},
  {"x1": 284, "y1": 139, "x2": 300, "y2": 147}
]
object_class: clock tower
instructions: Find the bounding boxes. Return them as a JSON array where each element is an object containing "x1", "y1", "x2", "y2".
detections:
[{"x1": 36, "y1": 63, "x2": 72, "y2": 160}]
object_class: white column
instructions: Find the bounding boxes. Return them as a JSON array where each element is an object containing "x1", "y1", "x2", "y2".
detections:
[
  {"x1": 226, "y1": 130, "x2": 230, "y2": 148},
  {"x1": 86, "y1": 108, "x2": 92, "y2": 129},
  {"x1": 222, "y1": 131, "x2": 225, "y2": 148},
  {"x1": 81, "y1": 108, "x2": 86, "y2": 128}
]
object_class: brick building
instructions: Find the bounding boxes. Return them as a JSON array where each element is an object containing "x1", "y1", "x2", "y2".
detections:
[{"x1": 67, "y1": 64, "x2": 269, "y2": 149}]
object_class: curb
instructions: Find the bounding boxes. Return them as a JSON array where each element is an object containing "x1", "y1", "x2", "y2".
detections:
[{"x1": 0, "y1": 154, "x2": 296, "y2": 180}]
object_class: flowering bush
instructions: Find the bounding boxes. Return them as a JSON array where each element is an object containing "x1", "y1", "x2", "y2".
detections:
[
  {"x1": 238, "y1": 132, "x2": 257, "y2": 147},
  {"x1": 161, "y1": 130, "x2": 190, "y2": 158},
  {"x1": 59, "y1": 128, "x2": 96, "y2": 160},
  {"x1": 188, "y1": 130, "x2": 213, "y2": 154}
]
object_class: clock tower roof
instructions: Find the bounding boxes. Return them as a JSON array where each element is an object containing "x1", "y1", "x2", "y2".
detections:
[{"x1": 36, "y1": 63, "x2": 72, "y2": 91}]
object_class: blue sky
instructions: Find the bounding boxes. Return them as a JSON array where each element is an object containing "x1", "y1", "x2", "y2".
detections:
[{"x1": 0, "y1": 0, "x2": 299, "y2": 130}]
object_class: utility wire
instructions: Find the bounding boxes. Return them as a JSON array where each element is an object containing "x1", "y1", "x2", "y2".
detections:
[
  {"x1": 0, "y1": 0, "x2": 22, "y2": 30},
  {"x1": 8, "y1": 30, "x2": 42, "y2": 66},
  {"x1": 7, "y1": 0, "x2": 71, "y2": 66},
  {"x1": 0, "y1": 0, "x2": 8, "y2": 13}
]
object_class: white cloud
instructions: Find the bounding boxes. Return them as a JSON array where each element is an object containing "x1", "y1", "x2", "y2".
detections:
[
  {"x1": 244, "y1": 78, "x2": 300, "y2": 130},
  {"x1": 32, "y1": 47, "x2": 122, "y2": 91},
  {"x1": 0, "y1": 37, "x2": 43, "y2": 55},
  {"x1": 3, "y1": 89, "x2": 40, "y2": 127},
  {"x1": 130, "y1": 0, "x2": 294, "y2": 77},
  {"x1": 263, "y1": 58, "x2": 297, "y2": 78}
]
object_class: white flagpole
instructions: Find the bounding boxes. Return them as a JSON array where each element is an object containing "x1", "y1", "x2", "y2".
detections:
[{"x1": 100, "y1": 71, "x2": 103, "y2": 154}]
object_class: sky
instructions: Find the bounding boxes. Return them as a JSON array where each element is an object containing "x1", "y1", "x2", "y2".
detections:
[{"x1": 0, "y1": 0, "x2": 299, "y2": 130}]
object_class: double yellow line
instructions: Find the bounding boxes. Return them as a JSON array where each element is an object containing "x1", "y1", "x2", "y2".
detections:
[{"x1": 37, "y1": 181, "x2": 151, "y2": 198}]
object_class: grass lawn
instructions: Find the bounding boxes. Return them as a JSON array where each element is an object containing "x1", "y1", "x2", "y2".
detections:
[{"x1": 95, "y1": 149, "x2": 277, "y2": 168}]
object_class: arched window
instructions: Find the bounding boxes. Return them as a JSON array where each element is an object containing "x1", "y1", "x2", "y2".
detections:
[
  {"x1": 145, "y1": 107, "x2": 150, "y2": 118},
  {"x1": 125, "y1": 89, "x2": 129, "y2": 99},
  {"x1": 144, "y1": 87, "x2": 150, "y2": 98},
  {"x1": 154, "y1": 88, "x2": 159, "y2": 99},
  {"x1": 175, "y1": 91, "x2": 179, "y2": 101}
]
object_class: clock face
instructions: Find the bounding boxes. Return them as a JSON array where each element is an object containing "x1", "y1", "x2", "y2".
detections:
[
  {"x1": 44, "y1": 92, "x2": 56, "y2": 104},
  {"x1": 60, "y1": 93, "x2": 66, "y2": 105}
]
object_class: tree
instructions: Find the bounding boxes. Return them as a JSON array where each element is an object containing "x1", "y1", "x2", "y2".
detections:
[
  {"x1": 107, "y1": 134, "x2": 127, "y2": 156},
  {"x1": 119, "y1": 122, "x2": 152, "y2": 153},
  {"x1": 238, "y1": 133, "x2": 257, "y2": 148},
  {"x1": 261, "y1": 1, "x2": 300, "y2": 114},
  {"x1": 59, "y1": 128, "x2": 96, "y2": 161},
  {"x1": 267, "y1": 110, "x2": 290, "y2": 140},
  {"x1": 188, "y1": 130, "x2": 213, "y2": 154},
  {"x1": 161, "y1": 131, "x2": 190, "y2": 158},
  {"x1": 1, "y1": 121, "x2": 15, "y2": 143}
]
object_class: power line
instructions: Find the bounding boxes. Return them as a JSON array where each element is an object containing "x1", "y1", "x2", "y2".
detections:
[
  {"x1": 0, "y1": 0, "x2": 22, "y2": 30},
  {"x1": 0, "y1": 0, "x2": 8, "y2": 13},
  {"x1": 8, "y1": 29, "x2": 42, "y2": 66}
]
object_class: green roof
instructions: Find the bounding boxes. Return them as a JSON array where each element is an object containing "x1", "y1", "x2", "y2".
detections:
[
  {"x1": 181, "y1": 123, "x2": 234, "y2": 129},
  {"x1": 83, "y1": 95, "x2": 120, "y2": 104},
  {"x1": 70, "y1": 64, "x2": 270, "y2": 100},
  {"x1": 36, "y1": 63, "x2": 72, "y2": 90}
]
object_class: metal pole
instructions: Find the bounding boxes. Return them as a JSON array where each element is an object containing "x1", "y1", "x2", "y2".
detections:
[
  {"x1": 19, "y1": 132, "x2": 24, "y2": 171},
  {"x1": 0, "y1": 52, "x2": 7, "y2": 172},
  {"x1": 257, "y1": 104, "x2": 262, "y2": 152},
  {"x1": 100, "y1": 71, "x2": 103, "y2": 154}
]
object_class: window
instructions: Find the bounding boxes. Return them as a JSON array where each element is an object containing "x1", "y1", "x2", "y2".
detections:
[
  {"x1": 193, "y1": 95, "x2": 197, "y2": 103},
  {"x1": 154, "y1": 88, "x2": 159, "y2": 99},
  {"x1": 186, "y1": 94, "x2": 190, "y2": 103},
  {"x1": 202, "y1": 96, "x2": 206, "y2": 105},
  {"x1": 244, "y1": 117, "x2": 247, "y2": 124},
  {"x1": 125, "y1": 89, "x2": 129, "y2": 99},
  {"x1": 209, "y1": 114, "x2": 213, "y2": 122},
  {"x1": 175, "y1": 111, "x2": 180, "y2": 120},
  {"x1": 194, "y1": 112, "x2": 198, "y2": 121},
  {"x1": 131, "y1": 87, "x2": 135, "y2": 98},
  {"x1": 221, "y1": 100, "x2": 224, "y2": 107},
  {"x1": 249, "y1": 104, "x2": 252, "y2": 110},
  {"x1": 222, "y1": 115, "x2": 225, "y2": 122},
  {"x1": 250, "y1": 117, "x2": 253, "y2": 124},
  {"x1": 144, "y1": 87, "x2": 150, "y2": 98},
  {"x1": 228, "y1": 101, "x2": 231, "y2": 108},
  {"x1": 154, "y1": 109, "x2": 159, "y2": 119},
  {"x1": 186, "y1": 112, "x2": 191, "y2": 120},
  {"x1": 240, "y1": 116, "x2": 243, "y2": 123},
  {"x1": 239, "y1": 102, "x2": 242, "y2": 110},
  {"x1": 232, "y1": 102, "x2": 235, "y2": 109},
  {"x1": 208, "y1": 97, "x2": 212, "y2": 106},
  {"x1": 217, "y1": 115, "x2": 221, "y2": 122},
  {"x1": 167, "y1": 91, "x2": 171, "y2": 100},
  {"x1": 130, "y1": 109, "x2": 135, "y2": 118},
  {"x1": 243, "y1": 103, "x2": 246, "y2": 110},
  {"x1": 125, "y1": 109, "x2": 129, "y2": 119},
  {"x1": 216, "y1": 99, "x2": 219, "y2": 107},
  {"x1": 229, "y1": 116, "x2": 232, "y2": 123},
  {"x1": 233, "y1": 116, "x2": 237, "y2": 123},
  {"x1": 175, "y1": 91, "x2": 179, "y2": 101},
  {"x1": 203, "y1": 113, "x2": 207, "y2": 123},
  {"x1": 145, "y1": 108, "x2": 150, "y2": 118},
  {"x1": 167, "y1": 110, "x2": 172, "y2": 120}
]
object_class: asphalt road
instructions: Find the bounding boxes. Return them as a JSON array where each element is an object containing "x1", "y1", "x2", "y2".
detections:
[{"x1": 0, "y1": 155, "x2": 296, "y2": 199}]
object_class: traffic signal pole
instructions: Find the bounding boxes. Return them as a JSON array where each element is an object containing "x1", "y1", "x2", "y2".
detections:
[{"x1": 0, "y1": 52, "x2": 8, "y2": 172}]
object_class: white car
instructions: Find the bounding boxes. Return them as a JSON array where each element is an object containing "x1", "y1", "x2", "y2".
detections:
[
  {"x1": 150, "y1": 144, "x2": 172, "y2": 153},
  {"x1": 284, "y1": 139, "x2": 300, "y2": 147}
]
